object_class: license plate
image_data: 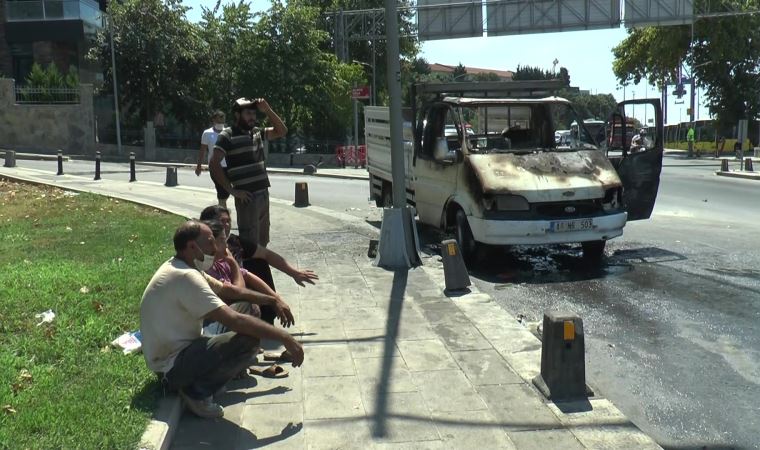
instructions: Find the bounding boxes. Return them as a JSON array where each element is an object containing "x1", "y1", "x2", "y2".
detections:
[{"x1": 549, "y1": 218, "x2": 594, "y2": 233}]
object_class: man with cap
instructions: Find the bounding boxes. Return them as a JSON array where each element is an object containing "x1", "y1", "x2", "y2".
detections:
[{"x1": 210, "y1": 98, "x2": 287, "y2": 297}]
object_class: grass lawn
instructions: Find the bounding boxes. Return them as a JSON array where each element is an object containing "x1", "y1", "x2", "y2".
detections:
[{"x1": 0, "y1": 179, "x2": 185, "y2": 449}]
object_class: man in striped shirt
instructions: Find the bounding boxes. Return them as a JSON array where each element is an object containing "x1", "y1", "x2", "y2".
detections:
[{"x1": 209, "y1": 97, "x2": 287, "y2": 249}]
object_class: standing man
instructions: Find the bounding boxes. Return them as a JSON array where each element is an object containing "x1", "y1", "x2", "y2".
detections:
[
  {"x1": 195, "y1": 110, "x2": 229, "y2": 208},
  {"x1": 210, "y1": 98, "x2": 287, "y2": 249},
  {"x1": 687, "y1": 124, "x2": 696, "y2": 158},
  {"x1": 140, "y1": 220, "x2": 303, "y2": 419}
]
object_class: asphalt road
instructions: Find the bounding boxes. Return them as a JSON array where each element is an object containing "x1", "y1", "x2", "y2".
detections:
[{"x1": 11, "y1": 155, "x2": 760, "y2": 449}]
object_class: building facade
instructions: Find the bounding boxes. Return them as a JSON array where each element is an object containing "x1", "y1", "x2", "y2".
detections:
[{"x1": 0, "y1": 0, "x2": 105, "y2": 84}]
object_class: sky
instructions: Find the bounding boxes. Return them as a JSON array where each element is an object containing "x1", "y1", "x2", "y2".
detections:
[{"x1": 183, "y1": 0, "x2": 707, "y2": 125}]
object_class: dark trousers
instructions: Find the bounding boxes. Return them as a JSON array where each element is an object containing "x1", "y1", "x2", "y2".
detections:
[
  {"x1": 163, "y1": 332, "x2": 258, "y2": 400},
  {"x1": 244, "y1": 258, "x2": 277, "y2": 325}
]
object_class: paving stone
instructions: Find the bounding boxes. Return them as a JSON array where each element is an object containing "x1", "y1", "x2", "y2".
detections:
[
  {"x1": 296, "y1": 319, "x2": 347, "y2": 345},
  {"x1": 396, "y1": 321, "x2": 439, "y2": 341},
  {"x1": 475, "y1": 384, "x2": 562, "y2": 431},
  {"x1": 169, "y1": 401, "x2": 247, "y2": 450},
  {"x1": 298, "y1": 300, "x2": 341, "y2": 321},
  {"x1": 429, "y1": 321, "x2": 493, "y2": 351},
  {"x1": 238, "y1": 365, "x2": 303, "y2": 405},
  {"x1": 302, "y1": 344, "x2": 355, "y2": 378},
  {"x1": 343, "y1": 307, "x2": 390, "y2": 330},
  {"x1": 496, "y1": 347, "x2": 542, "y2": 383},
  {"x1": 397, "y1": 339, "x2": 458, "y2": 371},
  {"x1": 303, "y1": 376, "x2": 365, "y2": 420},
  {"x1": 570, "y1": 426, "x2": 663, "y2": 449},
  {"x1": 506, "y1": 429, "x2": 585, "y2": 450},
  {"x1": 304, "y1": 418, "x2": 375, "y2": 450},
  {"x1": 345, "y1": 328, "x2": 400, "y2": 359},
  {"x1": 236, "y1": 402, "x2": 304, "y2": 449},
  {"x1": 361, "y1": 391, "x2": 440, "y2": 444},
  {"x1": 412, "y1": 369, "x2": 487, "y2": 413},
  {"x1": 433, "y1": 409, "x2": 516, "y2": 449},
  {"x1": 450, "y1": 349, "x2": 523, "y2": 386},
  {"x1": 354, "y1": 356, "x2": 417, "y2": 394},
  {"x1": 373, "y1": 441, "x2": 446, "y2": 450}
]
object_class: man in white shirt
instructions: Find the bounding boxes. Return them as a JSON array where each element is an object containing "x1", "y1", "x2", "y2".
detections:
[
  {"x1": 140, "y1": 220, "x2": 304, "y2": 419},
  {"x1": 195, "y1": 110, "x2": 230, "y2": 208}
]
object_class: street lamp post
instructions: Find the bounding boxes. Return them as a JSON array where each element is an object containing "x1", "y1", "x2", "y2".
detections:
[{"x1": 108, "y1": 13, "x2": 122, "y2": 155}]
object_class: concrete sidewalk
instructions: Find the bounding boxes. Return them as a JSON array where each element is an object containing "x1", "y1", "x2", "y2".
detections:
[{"x1": 0, "y1": 165, "x2": 661, "y2": 450}]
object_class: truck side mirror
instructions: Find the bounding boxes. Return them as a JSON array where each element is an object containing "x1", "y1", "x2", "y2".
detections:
[{"x1": 434, "y1": 137, "x2": 458, "y2": 163}]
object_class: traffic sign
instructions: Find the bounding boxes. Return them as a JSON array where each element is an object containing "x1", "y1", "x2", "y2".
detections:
[{"x1": 352, "y1": 86, "x2": 370, "y2": 99}]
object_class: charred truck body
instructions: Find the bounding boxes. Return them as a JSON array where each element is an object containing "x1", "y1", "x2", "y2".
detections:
[{"x1": 366, "y1": 80, "x2": 664, "y2": 263}]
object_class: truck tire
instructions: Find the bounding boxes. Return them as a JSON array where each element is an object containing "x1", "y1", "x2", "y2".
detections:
[
  {"x1": 379, "y1": 185, "x2": 393, "y2": 208},
  {"x1": 455, "y1": 209, "x2": 479, "y2": 265},
  {"x1": 582, "y1": 240, "x2": 606, "y2": 263}
]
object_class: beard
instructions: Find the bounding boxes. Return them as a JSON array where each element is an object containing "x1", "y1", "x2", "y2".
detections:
[{"x1": 237, "y1": 117, "x2": 257, "y2": 131}]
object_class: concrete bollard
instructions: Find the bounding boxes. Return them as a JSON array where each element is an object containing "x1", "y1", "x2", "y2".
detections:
[
  {"x1": 532, "y1": 311, "x2": 593, "y2": 401},
  {"x1": 441, "y1": 239, "x2": 471, "y2": 292},
  {"x1": 294, "y1": 182, "x2": 309, "y2": 207},
  {"x1": 3, "y1": 150, "x2": 16, "y2": 168},
  {"x1": 720, "y1": 159, "x2": 729, "y2": 172},
  {"x1": 56, "y1": 150, "x2": 64, "y2": 175},
  {"x1": 129, "y1": 152, "x2": 136, "y2": 182},
  {"x1": 745, "y1": 158, "x2": 754, "y2": 172},
  {"x1": 94, "y1": 151, "x2": 101, "y2": 180},
  {"x1": 303, "y1": 164, "x2": 317, "y2": 175},
  {"x1": 165, "y1": 167, "x2": 178, "y2": 187}
]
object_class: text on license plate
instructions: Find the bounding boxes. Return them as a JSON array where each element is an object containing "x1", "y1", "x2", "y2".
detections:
[{"x1": 549, "y1": 218, "x2": 594, "y2": 233}]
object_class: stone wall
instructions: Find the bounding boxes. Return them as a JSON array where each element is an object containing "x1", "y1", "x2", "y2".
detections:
[{"x1": 0, "y1": 78, "x2": 96, "y2": 154}]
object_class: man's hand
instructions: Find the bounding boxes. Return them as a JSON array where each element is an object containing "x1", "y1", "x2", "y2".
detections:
[
  {"x1": 273, "y1": 298, "x2": 295, "y2": 328},
  {"x1": 255, "y1": 98, "x2": 271, "y2": 113},
  {"x1": 195, "y1": 164, "x2": 203, "y2": 176},
  {"x1": 231, "y1": 189, "x2": 253, "y2": 204},
  {"x1": 291, "y1": 269, "x2": 318, "y2": 287},
  {"x1": 282, "y1": 336, "x2": 304, "y2": 367}
]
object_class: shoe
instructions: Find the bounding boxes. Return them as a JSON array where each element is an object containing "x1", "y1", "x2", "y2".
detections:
[{"x1": 179, "y1": 389, "x2": 224, "y2": 419}]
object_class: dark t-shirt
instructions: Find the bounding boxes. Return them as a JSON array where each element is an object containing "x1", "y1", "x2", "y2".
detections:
[{"x1": 214, "y1": 126, "x2": 269, "y2": 193}]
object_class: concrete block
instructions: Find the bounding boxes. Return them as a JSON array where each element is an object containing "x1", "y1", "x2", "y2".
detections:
[{"x1": 294, "y1": 181, "x2": 309, "y2": 207}]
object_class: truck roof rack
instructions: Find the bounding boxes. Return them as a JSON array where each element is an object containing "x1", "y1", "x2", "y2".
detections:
[{"x1": 413, "y1": 80, "x2": 569, "y2": 99}]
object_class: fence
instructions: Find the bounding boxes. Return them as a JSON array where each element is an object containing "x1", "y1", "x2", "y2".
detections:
[{"x1": 15, "y1": 86, "x2": 80, "y2": 104}]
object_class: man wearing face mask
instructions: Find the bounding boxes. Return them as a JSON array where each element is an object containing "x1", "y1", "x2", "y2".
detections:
[
  {"x1": 140, "y1": 220, "x2": 304, "y2": 419},
  {"x1": 195, "y1": 110, "x2": 229, "y2": 208}
]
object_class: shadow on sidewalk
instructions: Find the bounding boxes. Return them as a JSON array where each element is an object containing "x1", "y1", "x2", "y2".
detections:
[{"x1": 372, "y1": 269, "x2": 408, "y2": 438}]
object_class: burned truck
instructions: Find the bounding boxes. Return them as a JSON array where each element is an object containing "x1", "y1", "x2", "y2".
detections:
[{"x1": 365, "y1": 80, "x2": 663, "y2": 263}]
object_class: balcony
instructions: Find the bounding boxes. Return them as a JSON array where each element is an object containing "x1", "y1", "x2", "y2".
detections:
[{"x1": 5, "y1": 0, "x2": 103, "y2": 28}]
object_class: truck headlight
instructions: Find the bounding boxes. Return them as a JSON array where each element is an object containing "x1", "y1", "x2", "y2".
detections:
[{"x1": 496, "y1": 195, "x2": 530, "y2": 211}]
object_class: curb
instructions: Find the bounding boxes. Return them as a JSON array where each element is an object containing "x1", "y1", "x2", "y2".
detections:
[
  {"x1": 0, "y1": 150, "x2": 69, "y2": 162},
  {"x1": 138, "y1": 395, "x2": 183, "y2": 450},
  {"x1": 716, "y1": 171, "x2": 760, "y2": 181},
  {"x1": 267, "y1": 167, "x2": 369, "y2": 181}
]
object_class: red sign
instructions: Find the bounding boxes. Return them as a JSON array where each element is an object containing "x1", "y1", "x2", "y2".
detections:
[{"x1": 352, "y1": 86, "x2": 370, "y2": 100}]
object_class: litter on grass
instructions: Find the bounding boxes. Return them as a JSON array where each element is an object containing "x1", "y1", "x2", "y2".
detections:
[
  {"x1": 111, "y1": 330, "x2": 142, "y2": 354},
  {"x1": 34, "y1": 309, "x2": 55, "y2": 326}
]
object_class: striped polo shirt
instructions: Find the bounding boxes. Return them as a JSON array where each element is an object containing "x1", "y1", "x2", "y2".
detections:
[{"x1": 214, "y1": 126, "x2": 269, "y2": 193}]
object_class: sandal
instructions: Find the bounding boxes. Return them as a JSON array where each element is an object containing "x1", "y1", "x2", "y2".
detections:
[
  {"x1": 250, "y1": 364, "x2": 289, "y2": 379},
  {"x1": 263, "y1": 350, "x2": 293, "y2": 363}
]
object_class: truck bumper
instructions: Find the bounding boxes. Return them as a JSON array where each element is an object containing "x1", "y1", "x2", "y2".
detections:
[{"x1": 468, "y1": 212, "x2": 627, "y2": 245}]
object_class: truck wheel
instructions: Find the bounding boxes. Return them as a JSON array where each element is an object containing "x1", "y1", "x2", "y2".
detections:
[
  {"x1": 379, "y1": 186, "x2": 393, "y2": 207},
  {"x1": 455, "y1": 209, "x2": 478, "y2": 264},
  {"x1": 581, "y1": 240, "x2": 606, "y2": 263}
]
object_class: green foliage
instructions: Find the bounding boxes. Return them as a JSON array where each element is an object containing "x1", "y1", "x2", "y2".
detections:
[
  {"x1": 561, "y1": 90, "x2": 618, "y2": 121},
  {"x1": 452, "y1": 62, "x2": 468, "y2": 81},
  {"x1": 612, "y1": 5, "x2": 760, "y2": 129},
  {"x1": 513, "y1": 64, "x2": 556, "y2": 81},
  {"x1": 20, "y1": 63, "x2": 80, "y2": 103},
  {"x1": 0, "y1": 180, "x2": 182, "y2": 449},
  {"x1": 473, "y1": 72, "x2": 501, "y2": 82}
]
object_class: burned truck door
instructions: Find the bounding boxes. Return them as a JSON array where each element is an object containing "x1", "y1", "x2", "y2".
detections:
[
  {"x1": 413, "y1": 103, "x2": 462, "y2": 226},
  {"x1": 608, "y1": 99, "x2": 664, "y2": 221}
]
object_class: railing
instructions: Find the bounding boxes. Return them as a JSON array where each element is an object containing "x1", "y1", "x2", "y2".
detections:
[
  {"x1": 5, "y1": 0, "x2": 103, "y2": 27},
  {"x1": 15, "y1": 86, "x2": 80, "y2": 104}
]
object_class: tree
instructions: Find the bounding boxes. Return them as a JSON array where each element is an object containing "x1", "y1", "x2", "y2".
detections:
[
  {"x1": 452, "y1": 62, "x2": 468, "y2": 81},
  {"x1": 512, "y1": 65, "x2": 554, "y2": 81},
  {"x1": 612, "y1": 9, "x2": 760, "y2": 128},
  {"x1": 473, "y1": 72, "x2": 501, "y2": 82},
  {"x1": 559, "y1": 67, "x2": 570, "y2": 86},
  {"x1": 88, "y1": 0, "x2": 207, "y2": 126}
]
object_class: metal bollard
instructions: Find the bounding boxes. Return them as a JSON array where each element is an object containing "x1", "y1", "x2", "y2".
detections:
[
  {"x1": 720, "y1": 159, "x2": 729, "y2": 172},
  {"x1": 745, "y1": 158, "x2": 754, "y2": 172},
  {"x1": 94, "y1": 151, "x2": 101, "y2": 180},
  {"x1": 294, "y1": 182, "x2": 309, "y2": 207},
  {"x1": 56, "y1": 150, "x2": 64, "y2": 175},
  {"x1": 532, "y1": 311, "x2": 593, "y2": 401},
  {"x1": 129, "y1": 152, "x2": 136, "y2": 182},
  {"x1": 440, "y1": 239, "x2": 471, "y2": 292},
  {"x1": 3, "y1": 150, "x2": 16, "y2": 168},
  {"x1": 165, "y1": 167, "x2": 178, "y2": 187}
]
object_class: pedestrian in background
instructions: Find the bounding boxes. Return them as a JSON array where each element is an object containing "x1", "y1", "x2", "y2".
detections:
[
  {"x1": 196, "y1": 110, "x2": 230, "y2": 208},
  {"x1": 687, "y1": 124, "x2": 696, "y2": 158}
]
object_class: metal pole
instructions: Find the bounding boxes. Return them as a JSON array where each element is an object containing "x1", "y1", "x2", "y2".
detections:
[
  {"x1": 109, "y1": 14, "x2": 123, "y2": 156},
  {"x1": 57, "y1": 150, "x2": 63, "y2": 175},
  {"x1": 372, "y1": 39, "x2": 377, "y2": 106},
  {"x1": 384, "y1": 0, "x2": 406, "y2": 209},
  {"x1": 129, "y1": 152, "x2": 136, "y2": 182},
  {"x1": 94, "y1": 151, "x2": 101, "y2": 180},
  {"x1": 353, "y1": 97, "x2": 358, "y2": 147}
]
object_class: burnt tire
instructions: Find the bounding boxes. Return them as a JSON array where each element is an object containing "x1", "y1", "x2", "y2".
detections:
[
  {"x1": 581, "y1": 240, "x2": 606, "y2": 263},
  {"x1": 455, "y1": 209, "x2": 479, "y2": 265}
]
